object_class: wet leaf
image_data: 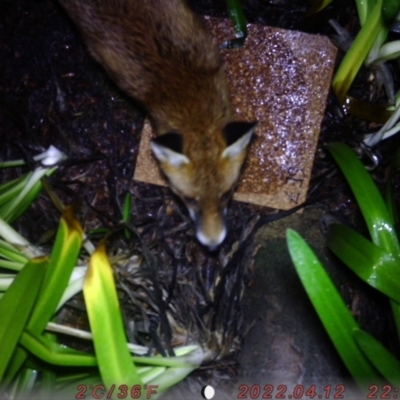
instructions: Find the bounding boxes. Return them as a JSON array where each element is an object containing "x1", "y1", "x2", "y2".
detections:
[
  {"x1": 328, "y1": 223, "x2": 400, "y2": 303},
  {"x1": 333, "y1": 0, "x2": 384, "y2": 103},
  {"x1": 354, "y1": 328, "x2": 400, "y2": 384},
  {"x1": 327, "y1": 143, "x2": 400, "y2": 255},
  {"x1": 84, "y1": 243, "x2": 142, "y2": 388},
  {"x1": 287, "y1": 229, "x2": 380, "y2": 387},
  {"x1": 0, "y1": 258, "x2": 47, "y2": 380}
]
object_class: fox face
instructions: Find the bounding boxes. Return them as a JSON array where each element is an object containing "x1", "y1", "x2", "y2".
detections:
[{"x1": 151, "y1": 121, "x2": 256, "y2": 250}]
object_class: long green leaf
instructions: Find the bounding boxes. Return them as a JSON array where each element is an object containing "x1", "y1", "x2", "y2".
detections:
[
  {"x1": 84, "y1": 243, "x2": 142, "y2": 388},
  {"x1": 3, "y1": 181, "x2": 43, "y2": 224},
  {"x1": 0, "y1": 174, "x2": 31, "y2": 206},
  {"x1": 332, "y1": 0, "x2": 384, "y2": 103},
  {"x1": 0, "y1": 260, "x2": 25, "y2": 272},
  {"x1": 306, "y1": 0, "x2": 333, "y2": 16},
  {"x1": 287, "y1": 229, "x2": 380, "y2": 387},
  {"x1": 0, "y1": 240, "x2": 29, "y2": 264},
  {"x1": 391, "y1": 302, "x2": 400, "y2": 342},
  {"x1": 327, "y1": 143, "x2": 400, "y2": 255},
  {"x1": 147, "y1": 367, "x2": 198, "y2": 397},
  {"x1": 0, "y1": 258, "x2": 47, "y2": 380},
  {"x1": 382, "y1": 0, "x2": 400, "y2": 22},
  {"x1": 373, "y1": 40, "x2": 400, "y2": 63},
  {"x1": 4, "y1": 207, "x2": 83, "y2": 383},
  {"x1": 355, "y1": 0, "x2": 377, "y2": 25},
  {"x1": 144, "y1": 347, "x2": 203, "y2": 396},
  {"x1": 131, "y1": 347, "x2": 203, "y2": 367},
  {"x1": 7, "y1": 368, "x2": 38, "y2": 399},
  {"x1": 354, "y1": 328, "x2": 400, "y2": 384},
  {"x1": 0, "y1": 219, "x2": 32, "y2": 248},
  {"x1": 0, "y1": 168, "x2": 47, "y2": 222},
  {"x1": 55, "y1": 374, "x2": 102, "y2": 398},
  {"x1": 20, "y1": 330, "x2": 97, "y2": 367},
  {"x1": 27, "y1": 206, "x2": 83, "y2": 333},
  {"x1": 226, "y1": 0, "x2": 247, "y2": 38},
  {"x1": 386, "y1": 148, "x2": 400, "y2": 236},
  {"x1": 328, "y1": 223, "x2": 400, "y2": 303},
  {"x1": 123, "y1": 193, "x2": 132, "y2": 240}
]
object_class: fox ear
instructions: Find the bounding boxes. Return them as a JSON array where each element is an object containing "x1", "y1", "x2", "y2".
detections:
[
  {"x1": 222, "y1": 121, "x2": 257, "y2": 159},
  {"x1": 151, "y1": 132, "x2": 190, "y2": 167}
]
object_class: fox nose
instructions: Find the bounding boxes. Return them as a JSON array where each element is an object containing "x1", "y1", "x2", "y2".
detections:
[{"x1": 196, "y1": 225, "x2": 227, "y2": 251}]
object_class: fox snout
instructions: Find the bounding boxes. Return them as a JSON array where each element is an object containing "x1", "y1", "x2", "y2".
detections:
[
  {"x1": 197, "y1": 226, "x2": 226, "y2": 251},
  {"x1": 187, "y1": 203, "x2": 227, "y2": 251}
]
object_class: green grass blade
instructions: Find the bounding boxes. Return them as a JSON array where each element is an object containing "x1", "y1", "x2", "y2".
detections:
[
  {"x1": 0, "y1": 167, "x2": 47, "y2": 222},
  {"x1": 3, "y1": 181, "x2": 43, "y2": 224},
  {"x1": 0, "y1": 260, "x2": 25, "y2": 272},
  {"x1": 287, "y1": 229, "x2": 380, "y2": 387},
  {"x1": 140, "y1": 367, "x2": 167, "y2": 384},
  {"x1": 0, "y1": 160, "x2": 27, "y2": 168},
  {"x1": 20, "y1": 330, "x2": 97, "y2": 367},
  {"x1": 0, "y1": 257, "x2": 47, "y2": 381},
  {"x1": 327, "y1": 143, "x2": 400, "y2": 255},
  {"x1": 84, "y1": 243, "x2": 142, "y2": 388},
  {"x1": 0, "y1": 174, "x2": 31, "y2": 205},
  {"x1": 143, "y1": 347, "x2": 203, "y2": 395},
  {"x1": 0, "y1": 218, "x2": 32, "y2": 247},
  {"x1": 123, "y1": 193, "x2": 132, "y2": 240},
  {"x1": 55, "y1": 372, "x2": 100, "y2": 388},
  {"x1": 332, "y1": 0, "x2": 384, "y2": 103},
  {"x1": 328, "y1": 223, "x2": 400, "y2": 303},
  {"x1": 0, "y1": 239, "x2": 29, "y2": 264},
  {"x1": 2, "y1": 347, "x2": 29, "y2": 385},
  {"x1": 355, "y1": 0, "x2": 376, "y2": 25},
  {"x1": 386, "y1": 148, "x2": 400, "y2": 235},
  {"x1": 0, "y1": 166, "x2": 57, "y2": 223},
  {"x1": 131, "y1": 347, "x2": 203, "y2": 367},
  {"x1": 55, "y1": 374, "x2": 102, "y2": 397},
  {"x1": 149, "y1": 367, "x2": 197, "y2": 398},
  {"x1": 123, "y1": 193, "x2": 132, "y2": 224},
  {"x1": 56, "y1": 272, "x2": 85, "y2": 312},
  {"x1": 39, "y1": 368, "x2": 56, "y2": 400},
  {"x1": 373, "y1": 40, "x2": 400, "y2": 63},
  {"x1": 391, "y1": 302, "x2": 400, "y2": 342},
  {"x1": 226, "y1": 0, "x2": 247, "y2": 38},
  {"x1": 306, "y1": 0, "x2": 333, "y2": 16},
  {"x1": 37, "y1": 331, "x2": 58, "y2": 400},
  {"x1": 3, "y1": 207, "x2": 84, "y2": 383},
  {"x1": 27, "y1": 206, "x2": 83, "y2": 334},
  {"x1": 382, "y1": 0, "x2": 400, "y2": 22},
  {"x1": 354, "y1": 328, "x2": 400, "y2": 384},
  {"x1": 7, "y1": 368, "x2": 39, "y2": 399},
  {"x1": 0, "y1": 275, "x2": 14, "y2": 291}
]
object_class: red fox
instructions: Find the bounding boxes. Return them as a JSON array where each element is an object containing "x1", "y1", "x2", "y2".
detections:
[{"x1": 57, "y1": 0, "x2": 256, "y2": 250}]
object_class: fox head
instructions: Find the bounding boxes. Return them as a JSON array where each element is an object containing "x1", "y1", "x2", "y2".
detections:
[{"x1": 150, "y1": 121, "x2": 256, "y2": 250}]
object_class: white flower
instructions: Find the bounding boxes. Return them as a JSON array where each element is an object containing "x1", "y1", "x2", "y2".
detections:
[{"x1": 33, "y1": 145, "x2": 66, "y2": 166}]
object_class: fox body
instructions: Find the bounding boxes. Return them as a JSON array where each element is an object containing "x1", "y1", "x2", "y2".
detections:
[{"x1": 57, "y1": 0, "x2": 255, "y2": 249}]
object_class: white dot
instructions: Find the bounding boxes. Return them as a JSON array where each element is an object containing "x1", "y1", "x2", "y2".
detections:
[{"x1": 202, "y1": 385, "x2": 215, "y2": 399}]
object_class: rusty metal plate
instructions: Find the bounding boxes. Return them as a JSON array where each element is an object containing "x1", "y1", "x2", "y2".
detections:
[{"x1": 134, "y1": 17, "x2": 337, "y2": 210}]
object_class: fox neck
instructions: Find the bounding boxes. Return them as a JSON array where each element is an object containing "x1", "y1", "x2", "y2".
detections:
[{"x1": 147, "y1": 73, "x2": 232, "y2": 138}]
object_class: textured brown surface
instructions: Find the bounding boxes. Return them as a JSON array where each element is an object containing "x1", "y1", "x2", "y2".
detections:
[{"x1": 134, "y1": 17, "x2": 337, "y2": 210}]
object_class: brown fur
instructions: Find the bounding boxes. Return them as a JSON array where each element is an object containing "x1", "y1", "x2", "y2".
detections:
[
  {"x1": 57, "y1": 0, "x2": 253, "y2": 248},
  {"x1": 57, "y1": 0, "x2": 231, "y2": 131}
]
